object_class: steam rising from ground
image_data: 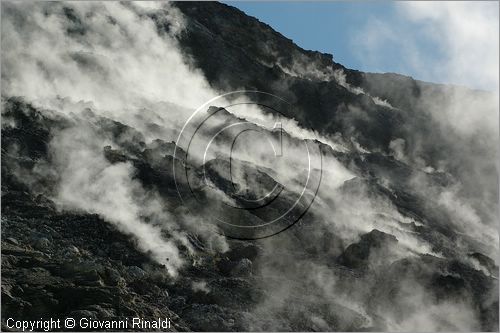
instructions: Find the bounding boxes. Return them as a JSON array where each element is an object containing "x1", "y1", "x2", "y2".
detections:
[
  {"x1": 354, "y1": 1, "x2": 499, "y2": 134},
  {"x1": 1, "y1": 1, "x2": 350, "y2": 273},
  {"x1": 353, "y1": 1, "x2": 499, "y2": 249},
  {"x1": 1, "y1": 1, "x2": 498, "y2": 331},
  {"x1": 51, "y1": 124, "x2": 185, "y2": 275},
  {"x1": 1, "y1": 1, "x2": 213, "y2": 275},
  {"x1": 1, "y1": 2, "x2": 213, "y2": 113}
]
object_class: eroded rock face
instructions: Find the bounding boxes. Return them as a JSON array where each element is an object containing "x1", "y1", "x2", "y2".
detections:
[
  {"x1": 337, "y1": 230, "x2": 398, "y2": 269},
  {"x1": 2, "y1": 95, "x2": 498, "y2": 331},
  {"x1": 1, "y1": 2, "x2": 498, "y2": 332}
]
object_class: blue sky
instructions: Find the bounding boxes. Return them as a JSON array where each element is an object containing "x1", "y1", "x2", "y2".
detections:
[{"x1": 225, "y1": 2, "x2": 499, "y2": 91}]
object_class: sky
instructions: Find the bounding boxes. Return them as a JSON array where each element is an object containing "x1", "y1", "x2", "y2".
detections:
[{"x1": 226, "y1": 1, "x2": 499, "y2": 92}]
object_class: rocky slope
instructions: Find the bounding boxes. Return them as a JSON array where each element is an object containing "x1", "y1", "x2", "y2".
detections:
[{"x1": 1, "y1": 1, "x2": 498, "y2": 331}]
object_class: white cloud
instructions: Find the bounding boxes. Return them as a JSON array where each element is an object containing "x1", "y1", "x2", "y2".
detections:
[
  {"x1": 51, "y1": 125, "x2": 185, "y2": 276},
  {"x1": 399, "y1": 1, "x2": 499, "y2": 92},
  {"x1": 1, "y1": 1, "x2": 213, "y2": 114},
  {"x1": 353, "y1": 2, "x2": 499, "y2": 92}
]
